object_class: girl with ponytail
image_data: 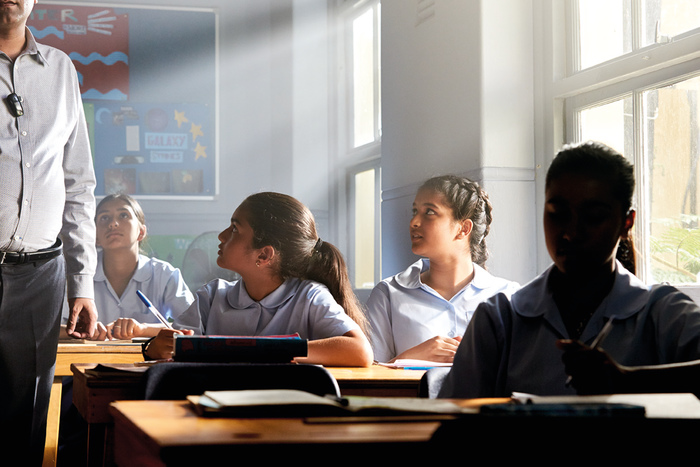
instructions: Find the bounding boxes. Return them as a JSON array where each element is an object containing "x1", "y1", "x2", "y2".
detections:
[
  {"x1": 143, "y1": 192, "x2": 373, "y2": 367},
  {"x1": 366, "y1": 175, "x2": 519, "y2": 364}
]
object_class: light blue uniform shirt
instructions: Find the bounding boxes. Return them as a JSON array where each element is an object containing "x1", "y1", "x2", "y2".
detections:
[
  {"x1": 366, "y1": 258, "x2": 520, "y2": 362},
  {"x1": 92, "y1": 252, "x2": 194, "y2": 324},
  {"x1": 439, "y1": 261, "x2": 700, "y2": 398},
  {"x1": 174, "y1": 277, "x2": 360, "y2": 339}
]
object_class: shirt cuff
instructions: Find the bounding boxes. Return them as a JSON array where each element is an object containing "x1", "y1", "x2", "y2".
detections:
[{"x1": 67, "y1": 273, "x2": 95, "y2": 300}]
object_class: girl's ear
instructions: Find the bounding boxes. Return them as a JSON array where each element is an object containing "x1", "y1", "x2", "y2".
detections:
[
  {"x1": 621, "y1": 209, "x2": 636, "y2": 238},
  {"x1": 457, "y1": 219, "x2": 473, "y2": 240},
  {"x1": 256, "y1": 245, "x2": 277, "y2": 267},
  {"x1": 137, "y1": 224, "x2": 147, "y2": 242}
]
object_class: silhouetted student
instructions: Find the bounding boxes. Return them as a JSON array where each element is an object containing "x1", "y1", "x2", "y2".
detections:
[
  {"x1": 143, "y1": 192, "x2": 373, "y2": 367},
  {"x1": 366, "y1": 175, "x2": 518, "y2": 363},
  {"x1": 439, "y1": 141, "x2": 700, "y2": 398}
]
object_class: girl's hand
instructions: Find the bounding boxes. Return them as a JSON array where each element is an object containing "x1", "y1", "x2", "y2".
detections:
[
  {"x1": 393, "y1": 335, "x2": 462, "y2": 364},
  {"x1": 145, "y1": 328, "x2": 195, "y2": 360},
  {"x1": 556, "y1": 339, "x2": 625, "y2": 394},
  {"x1": 108, "y1": 318, "x2": 148, "y2": 340}
]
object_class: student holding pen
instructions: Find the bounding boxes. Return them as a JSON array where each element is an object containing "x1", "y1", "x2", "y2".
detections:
[
  {"x1": 142, "y1": 192, "x2": 373, "y2": 367},
  {"x1": 439, "y1": 141, "x2": 700, "y2": 398},
  {"x1": 365, "y1": 175, "x2": 519, "y2": 364},
  {"x1": 87, "y1": 194, "x2": 194, "y2": 340}
]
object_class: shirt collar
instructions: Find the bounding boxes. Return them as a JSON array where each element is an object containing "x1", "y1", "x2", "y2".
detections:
[
  {"x1": 512, "y1": 261, "x2": 650, "y2": 321},
  {"x1": 20, "y1": 28, "x2": 48, "y2": 65},
  {"x1": 93, "y1": 251, "x2": 148, "y2": 283},
  {"x1": 395, "y1": 257, "x2": 495, "y2": 291},
  {"x1": 227, "y1": 277, "x2": 300, "y2": 310}
]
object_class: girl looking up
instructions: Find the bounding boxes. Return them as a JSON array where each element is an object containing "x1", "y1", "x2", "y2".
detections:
[
  {"x1": 91, "y1": 194, "x2": 194, "y2": 340},
  {"x1": 439, "y1": 141, "x2": 700, "y2": 398},
  {"x1": 366, "y1": 175, "x2": 519, "y2": 363},
  {"x1": 143, "y1": 192, "x2": 373, "y2": 367}
]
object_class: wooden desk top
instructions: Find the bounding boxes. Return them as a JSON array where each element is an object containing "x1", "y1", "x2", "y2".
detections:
[
  {"x1": 110, "y1": 399, "x2": 445, "y2": 465},
  {"x1": 56, "y1": 342, "x2": 144, "y2": 377}
]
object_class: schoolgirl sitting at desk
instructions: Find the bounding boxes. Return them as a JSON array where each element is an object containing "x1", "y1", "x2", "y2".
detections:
[
  {"x1": 365, "y1": 175, "x2": 519, "y2": 363},
  {"x1": 143, "y1": 192, "x2": 373, "y2": 367},
  {"x1": 90, "y1": 194, "x2": 194, "y2": 340},
  {"x1": 439, "y1": 141, "x2": 700, "y2": 398}
]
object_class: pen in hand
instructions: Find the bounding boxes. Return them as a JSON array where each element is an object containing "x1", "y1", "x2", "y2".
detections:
[
  {"x1": 136, "y1": 290, "x2": 173, "y2": 329},
  {"x1": 565, "y1": 316, "x2": 616, "y2": 387}
]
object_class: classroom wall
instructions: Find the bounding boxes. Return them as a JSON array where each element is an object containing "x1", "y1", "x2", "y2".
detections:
[
  {"x1": 58, "y1": 0, "x2": 539, "y2": 287},
  {"x1": 380, "y1": 0, "x2": 538, "y2": 285}
]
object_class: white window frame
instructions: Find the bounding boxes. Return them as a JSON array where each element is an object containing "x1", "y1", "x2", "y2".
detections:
[
  {"x1": 535, "y1": 0, "x2": 700, "y2": 300},
  {"x1": 330, "y1": 0, "x2": 382, "y2": 297}
]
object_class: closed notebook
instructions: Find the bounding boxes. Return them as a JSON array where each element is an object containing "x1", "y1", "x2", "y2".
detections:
[{"x1": 173, "y1": 334, "x2": 308, "y2": 363}]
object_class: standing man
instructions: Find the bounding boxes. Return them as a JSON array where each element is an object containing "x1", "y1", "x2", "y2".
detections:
[{"x1": 0, "y1": 1, "x2": 98, "y2": 463}]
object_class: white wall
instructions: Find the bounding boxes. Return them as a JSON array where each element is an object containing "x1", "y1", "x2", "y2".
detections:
[{"x1": 380, "y1": 0, "x2": 538, "y2": 285}]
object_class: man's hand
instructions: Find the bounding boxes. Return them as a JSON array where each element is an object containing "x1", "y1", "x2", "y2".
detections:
[{"x1": 65, "y1": 297, "x2": 98, "y2": 339}]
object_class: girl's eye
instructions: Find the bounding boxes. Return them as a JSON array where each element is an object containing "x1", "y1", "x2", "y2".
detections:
[{"x1": 426, "y1": 208, "x2": 436, "y2": 215}]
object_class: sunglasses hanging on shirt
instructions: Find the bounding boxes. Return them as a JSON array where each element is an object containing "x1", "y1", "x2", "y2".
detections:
[{"x1": 6, "y1": 93, "x2": 23, "y2": 117}]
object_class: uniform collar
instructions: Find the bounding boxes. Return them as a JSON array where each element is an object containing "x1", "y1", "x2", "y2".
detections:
[
  {"x1": 93, "y1": 251, "x2": 147, "y2": 283},
  {"x1": 227, "y1": 277, "x2": 299, "y2": 310},
  {"x1": 395, "y1": 258, "x2": 494, "y2": 291},
  {"x1": 512, "y1": 261, "x2": 650, "y2": 322}
]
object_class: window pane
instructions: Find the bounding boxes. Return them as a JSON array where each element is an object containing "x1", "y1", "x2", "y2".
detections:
[
  {"x1": 354, "y1": 169, "x2": 376, "y2": 288},
  {"x1": 578, "y1": 0, "x2": 632, "y2": 70},
  {"x1": 644, "y1": 75, "x2": 700, "y2": 283},
  {"x1": 352, "y1": 8, "x2": 375, "y2": 147},
  {"x1": 579, "y1": 96, "x2": 634, "y2": 156},
  {"x1": 642, "y1": 0, "x2": 700, "y2": 47}
]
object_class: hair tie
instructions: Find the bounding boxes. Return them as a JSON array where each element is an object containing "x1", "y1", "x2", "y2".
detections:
[{"x1": 314, "y1": 238, "x2": 323, "y2": 251}]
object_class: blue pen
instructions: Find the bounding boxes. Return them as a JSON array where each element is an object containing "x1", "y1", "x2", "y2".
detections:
[{"x1": 136, "y1": 290, "x2": 172, "y2": 328}]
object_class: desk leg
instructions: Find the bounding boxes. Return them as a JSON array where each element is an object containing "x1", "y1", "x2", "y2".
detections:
[
  {"x1": 43, "y1": 376, "x2": 62, "y2": 467},
  {"x1": 87, "y1": 423, "x2": 108, "y2": 467}
]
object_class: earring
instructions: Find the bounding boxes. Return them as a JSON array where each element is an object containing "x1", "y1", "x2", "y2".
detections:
[{"x1": 256, "y1": 261, "x2": 260, "y2": 267}]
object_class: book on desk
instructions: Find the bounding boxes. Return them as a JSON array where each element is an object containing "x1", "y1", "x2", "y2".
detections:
[
  {"x1": 187, "y1": 388, "x2": 474, "y2": 420},
  {"x1": 173, "y1": 334, "x2": 308, "y2": 363}
]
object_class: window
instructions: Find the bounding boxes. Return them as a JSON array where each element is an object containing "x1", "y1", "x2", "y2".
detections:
[
  {"x1": 542, "y1": 1, "x2": 700, "y2": 286},
  {"x1": 333, "y1": 0, "x2": 381, "y2": 294}
]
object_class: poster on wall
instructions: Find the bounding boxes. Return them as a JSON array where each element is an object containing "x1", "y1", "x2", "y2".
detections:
[{"x1": 27, "y1": 3, "x2": 218, "y2": 199}]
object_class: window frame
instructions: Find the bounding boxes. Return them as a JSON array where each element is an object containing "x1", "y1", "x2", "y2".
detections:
[
  {"x1": 330, "y1": 0, "x2": 382, "y2": 295},
  {"x1": 537, "y1": 0, "x2": 700, "y2": 291}
]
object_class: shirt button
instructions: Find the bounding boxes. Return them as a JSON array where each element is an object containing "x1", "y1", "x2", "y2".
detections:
[
  {"x1": 25, "y1": 162, "x2": 31, "y2": 168},
  {"x1": 21, "y1": 131, "x2": 27, "y2": 136},
  {"x1": 23, "y1": 199, "x2": 28, "y2": 205}
]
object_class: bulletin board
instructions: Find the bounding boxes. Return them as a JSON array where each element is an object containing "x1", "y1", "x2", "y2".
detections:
[{"x1": 27, "y1": 2, "x2": 219, "y2": 199}]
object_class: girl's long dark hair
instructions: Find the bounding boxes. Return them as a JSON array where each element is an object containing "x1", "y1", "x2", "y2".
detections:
[{"x1": 240, "y1": 192, "x2": 368, "y2": 334}]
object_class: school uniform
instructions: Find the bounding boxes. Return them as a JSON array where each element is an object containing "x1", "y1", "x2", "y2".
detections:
[
  {"x1": 174, "y1": 277, "x2": 360, "y2": 338},
  {"x1": 93, "y1": 252, "x2": 194, "y2": 323},
  {"x1": 366, "y1": 258, "x2": 520, "y2": 362},
  {"x1": 439, "y1": 261, "x2": 700, "y2": 398}
]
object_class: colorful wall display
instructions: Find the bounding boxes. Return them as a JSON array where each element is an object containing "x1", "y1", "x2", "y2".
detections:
[{"x1": 28, "y1": 3, "x2": 217, "y2": 198}]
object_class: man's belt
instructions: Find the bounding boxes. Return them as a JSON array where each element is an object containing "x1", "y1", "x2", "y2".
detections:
[{"x1": 0, "y1": 239, "x2": 63, "y2": 265}]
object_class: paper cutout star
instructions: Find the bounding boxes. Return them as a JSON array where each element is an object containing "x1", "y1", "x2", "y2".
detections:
[
  {"x1": 194, "y1": 142, "x2": 207, "y2": 160},
  {"x1": 190, "y1": 123, "x2": 203, "y2": 142},
  {"x1": 174, "y1": 110, "x2": 188, "y2": 128}
]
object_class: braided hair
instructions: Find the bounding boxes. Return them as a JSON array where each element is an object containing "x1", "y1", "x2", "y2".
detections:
[{"x1": 418, "y1": 175, "x2": 494, "y2": 267}]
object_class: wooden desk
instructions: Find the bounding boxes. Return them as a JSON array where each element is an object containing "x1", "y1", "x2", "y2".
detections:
[
  {"x1": 69, "y1": 362, "x2": 425, "y2": 466},
  {"x1": 110, "y1": 396, "x2": 700, "y2": 466},
  {"x1": 44, "y1": 343, "x2": 144, "y2": 467},
  {"x1": 109, "y1": 400, "x2": 444, "y2": 466}
]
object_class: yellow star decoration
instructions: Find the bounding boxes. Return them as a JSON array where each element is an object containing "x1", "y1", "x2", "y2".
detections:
[
  {"x1": 174, "y1": 110, "x2": 188, "y2": 128},
  {"x1": 190, "y1": 123, "x2": 203, "y2": 142},
  {"x1": 194, "y1": 142, "x2": 207, "y2": 160}
]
